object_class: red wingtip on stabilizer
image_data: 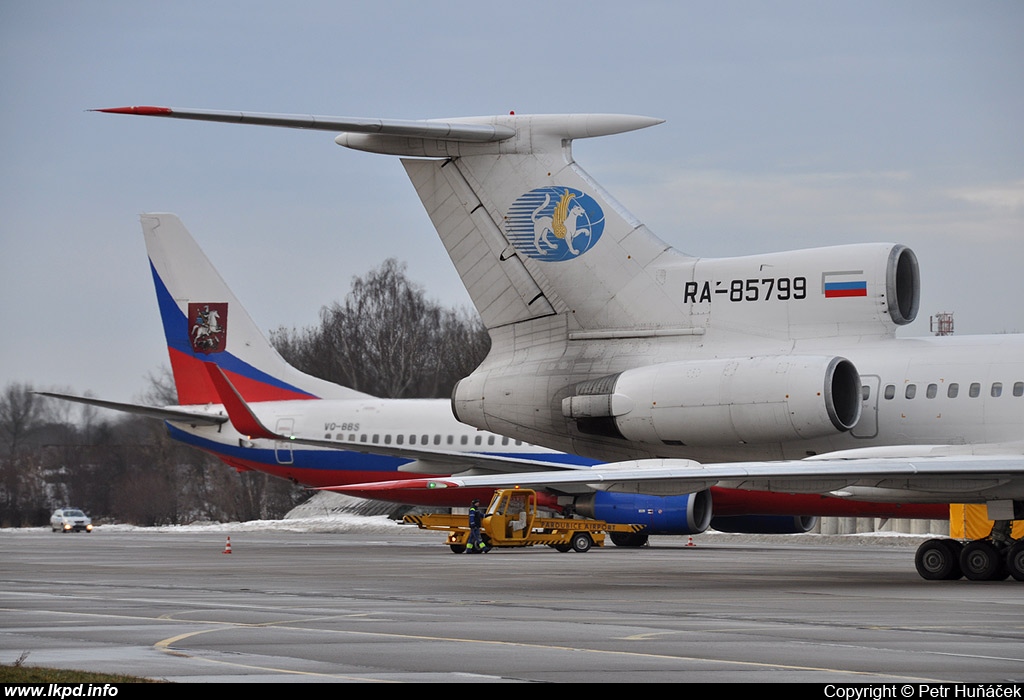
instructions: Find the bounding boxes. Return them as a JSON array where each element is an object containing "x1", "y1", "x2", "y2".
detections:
[
  {"x1": 93, "y1": 105, "x2": 173, "y2": 115},
  {"x1": 319, "y1": 478, "x2": 458, "y2": 495}
]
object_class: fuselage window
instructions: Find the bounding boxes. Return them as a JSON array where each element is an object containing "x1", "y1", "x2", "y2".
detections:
[
  {"x1": 502, "y1": 436, "x2": 509, "y2": 446},
  {"x1": 991, "y1": 382, "x2": 1002, "y2": 398},
  {"x1": 396, "y1": 434, "x2": 404, "y2": 445},
  {"x1": 947, "y1": 383, "x2": 959, "y2": 399},
  {"x1": 447, "y1": 435, "x2": 454, "y2": 445},
  {"x1": 348, "y1": 434, "x2": 356, "y2": 442},
  {"x1": 360, "y1": 434, "x2": 368, "y2": 443},
  {"x1": 384, "y1": 434, "x2": 392, "y2": 444},
  {"x1": 861, "y1": 385, "x2": 870, "y2": 401},
  {"x1": 408, "y1": 434, "x2": 416, "y2": 445},
  {"x1": 1015, "y1": 382, "x2": 1024, "y2": 397},
  {"x1": 487, "y1": 435, "x2": 495, "y2": 445},
  {"x1": 475, "y1": 435, "x2": 482, "y2": 446},
  {"x1": 884, "y1": 384, "x2": 896, "y2": 400},
  {"x1": 434, "y1": 435, "x2": 441, "y2": 445},
  {"x1": 969, "y1": 383, "x2": 981, "y2": 398},
  {"x1": 460, "y1": 435, "x2": 468, "y2": 445},
  {"x1": 926, "y1": 383, "x2": 937, "y2": 399},
  {"x1": 421, "y1": 434, "x2": 429, "y2": 444},
  {"x1": 905, "y1": 384, "x2": 916, "y2": 399},
  {"x1": 373, "y1": 434, "x2": 380, "y2": 444}
]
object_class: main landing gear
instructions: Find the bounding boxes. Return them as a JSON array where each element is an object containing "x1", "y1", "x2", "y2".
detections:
[{"x1": 914, "y1": 521, "x2": 1022, "y2": 582}]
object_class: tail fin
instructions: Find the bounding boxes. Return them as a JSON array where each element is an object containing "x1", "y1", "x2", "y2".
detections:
[
  {"x1": 96, "y1": 108, "x2": 676, "y2": 333},
  {"x1": 142, "y1": 213, "x2": 369, "y2": 404},
  {"x1": 338, "y1": 114, "x2": 684, "y2": 333}
]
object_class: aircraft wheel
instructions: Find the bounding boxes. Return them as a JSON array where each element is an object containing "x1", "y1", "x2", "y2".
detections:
[
  {"x1": 610, "y1": 532, "x2": 649, "y2": 548},
  {"x1": 1005, "y1": 541, "x2": 1024, "y2": 582},
  {"x1": 553, "y1": 544, "x2": 572, "y2": 553},
  {"x1": 914, "y1": 538, "x2": 962, "y2": 581},
  {"x1": 449, "y1": 544, "x2": 467, "y2": 554},
  {"x1": 960, "y1": 540, "x2": 1007, "y2": 581},
  {"x1": 570, "y1": 532, "x2": 593, "y2": 553}
]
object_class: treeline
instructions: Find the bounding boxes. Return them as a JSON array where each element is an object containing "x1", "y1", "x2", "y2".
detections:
[{"x1": 0, "y1": 259, "x2": 490, "y2": 527}]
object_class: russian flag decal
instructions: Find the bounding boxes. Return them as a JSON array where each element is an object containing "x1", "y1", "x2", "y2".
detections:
[{"x1": 822, "y1": 271, "x2": 868, "y2": 298}]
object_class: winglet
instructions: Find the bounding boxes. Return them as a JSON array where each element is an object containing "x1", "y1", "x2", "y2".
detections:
[{"x1": 203, "y1": 362, "x2": 282, "y2": 440}]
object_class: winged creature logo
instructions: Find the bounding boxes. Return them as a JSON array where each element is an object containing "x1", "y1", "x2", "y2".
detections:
[
  {"x1": 188, "y1": 302, "x2": 228, "y2": 354},
  {"x1": 504, "y1": 187, "x2": 605, "y2": 261}
]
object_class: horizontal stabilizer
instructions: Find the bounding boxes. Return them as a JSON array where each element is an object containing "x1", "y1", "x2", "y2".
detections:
[
  {"x1": 94, "y1": 106, "x2": 516, "y2": 142},
  {"x1": 34, "y1": 391, "x2": 227, "y2": 426},
  {"x1": 95, "y1": 107, "x2": 664, "y2": 155}
]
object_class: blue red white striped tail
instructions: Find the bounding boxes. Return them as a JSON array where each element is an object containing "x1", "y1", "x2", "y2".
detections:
[{"x1": 141, "y1": 213, "x2": 369, "y2": 405}]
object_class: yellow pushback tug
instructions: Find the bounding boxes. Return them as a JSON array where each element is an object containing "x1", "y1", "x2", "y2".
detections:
[{"x1": 404, "y1": 488, "x2": 645, "y2": 553}]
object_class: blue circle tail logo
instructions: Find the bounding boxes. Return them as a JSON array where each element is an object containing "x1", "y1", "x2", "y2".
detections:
[{"x1": 505, "y1": 187, "x2": 605, "y2": 261}]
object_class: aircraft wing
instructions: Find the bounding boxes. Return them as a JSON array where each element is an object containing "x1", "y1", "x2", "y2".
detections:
[
  {"x1": 284, "y1": 433, "x2": 595, "y2": 476},
  {"x1": 326, "y1": 445, "x2": 1024, "y2": 504},
  {"x1": 35, "y1": 391, "x2": 228, "y2": 427}
]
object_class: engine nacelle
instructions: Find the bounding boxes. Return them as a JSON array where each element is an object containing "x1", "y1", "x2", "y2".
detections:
[
  {"x1": 574, "y1": 490, "x2": 713, "y2": 535},
  {"x1": 710, "y1": 515, "x2": 818, "y2": 534},
  {"x1": 683, "y1": 242, "x2": 920, "y2": 337},
  {"x1": 564, "y1": 355, "x2": 861, "y2": 446}
]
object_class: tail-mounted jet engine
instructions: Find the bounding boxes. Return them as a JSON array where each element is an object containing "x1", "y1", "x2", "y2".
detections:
[{"x1": 564, "y1": 355, "x2": 862, "y2": 446}]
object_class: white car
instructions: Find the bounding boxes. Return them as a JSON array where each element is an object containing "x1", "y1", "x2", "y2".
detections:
[{"x1": 50, "y1": 508, "x2": 93, "y2": 533}]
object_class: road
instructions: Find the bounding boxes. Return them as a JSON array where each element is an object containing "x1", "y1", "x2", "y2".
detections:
[{"x1": 1, "y1": 525, "x2": 1022, "y2": 683}]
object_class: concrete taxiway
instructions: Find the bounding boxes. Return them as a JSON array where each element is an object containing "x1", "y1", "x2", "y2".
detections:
[{"x1": 1, "y1": 525, "x2": 1022, "y2": 683}]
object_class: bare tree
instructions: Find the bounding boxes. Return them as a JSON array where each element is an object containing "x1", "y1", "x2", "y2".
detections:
[
  {"x1": 0, "y1": 383, "x2": 44, "y2": 526},
  {"x1": 272, "y1": 258, "x2": 490, "y2": 398},
  {"x1": 0, "y1": 383, "x2": 41, "y2": 458},
  {"x1": 140, "y1": 366, "x2": 178, "y2": 406}
]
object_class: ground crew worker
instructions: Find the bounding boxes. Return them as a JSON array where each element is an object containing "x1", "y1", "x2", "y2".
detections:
[{"x1": 467, "y1": 499, "x2": 486, "y2": 553}]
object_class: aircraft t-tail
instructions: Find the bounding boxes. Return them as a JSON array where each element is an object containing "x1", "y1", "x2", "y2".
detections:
[
  {"x1": 94, "y1": 107, "x2": 1024, "y2": 581},
  {"x1": 42, "y1": 213, "x2": 946, "y2": 543}
]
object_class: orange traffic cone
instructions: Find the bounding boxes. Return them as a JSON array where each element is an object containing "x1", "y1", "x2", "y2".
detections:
[
  {"x1": 223, "y1": 536, "x2": 232, "y2": 554},
  {"x1": 686, "y1": 536, "x2": 695, "y2": 547}
]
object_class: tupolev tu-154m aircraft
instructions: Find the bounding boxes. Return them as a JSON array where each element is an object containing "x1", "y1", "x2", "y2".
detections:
[
  {"x1": 94, "y1": 106, "x2": 1023, "y2": 581},
  {"x1": 42, "y1": 213, "x2": 946, "y2": 543}
]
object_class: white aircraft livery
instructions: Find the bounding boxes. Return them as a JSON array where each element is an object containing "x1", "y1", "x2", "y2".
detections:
[{"x1": 94, "y1": 106, "x2": 1024, "y2": 581}]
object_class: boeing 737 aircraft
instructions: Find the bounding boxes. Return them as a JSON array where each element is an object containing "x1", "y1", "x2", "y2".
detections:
[
  {"x1": 43, "y1": 213, "x2": 944, "y2": 542},
  {"x1": 93, "y1": 107, "x2": 1023, "y2": 581}
]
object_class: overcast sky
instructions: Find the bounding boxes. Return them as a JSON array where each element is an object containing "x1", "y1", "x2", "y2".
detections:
[{"x1": 2, "y1": 1, "x2": 1021, "y2": 404}]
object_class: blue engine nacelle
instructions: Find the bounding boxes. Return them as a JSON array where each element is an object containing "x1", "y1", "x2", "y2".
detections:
[
  {"x1": 710, "y1": 515, "x2": 818, "y2": 534},
  {"x1": 573, "y1": 490, "x2": 713, "y2": 535}
]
